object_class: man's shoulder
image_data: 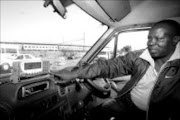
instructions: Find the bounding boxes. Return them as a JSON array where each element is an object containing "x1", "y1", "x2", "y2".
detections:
[
  {"x1": 126, "y1": 49, "x2": 146, "y2": 58},
  {"x1": 133, "y1": 49, "x2": 146, "y2": 56}
]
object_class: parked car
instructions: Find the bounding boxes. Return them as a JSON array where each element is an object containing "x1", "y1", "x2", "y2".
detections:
[
  {"x1": 1, "y1": 0, "x2": 180, "y2": 120},
  {"x1": 12, "y1": 54, "x2": 40, "y2": 61},
  {"x1": 0, "y1": 54, "x2": 41, "y2": 71},
  {"x1": 97, "y1": 51, "x2": 111, "y2": 60}
]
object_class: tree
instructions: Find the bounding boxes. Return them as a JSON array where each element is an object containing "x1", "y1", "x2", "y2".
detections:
[{"x1": 119, "y1": 45, "x2": 132, "y2": 55}]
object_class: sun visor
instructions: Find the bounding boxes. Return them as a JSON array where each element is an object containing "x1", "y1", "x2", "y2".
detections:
[{"x1": 96, "y1": 0, "x2": 131, "y2": 22}]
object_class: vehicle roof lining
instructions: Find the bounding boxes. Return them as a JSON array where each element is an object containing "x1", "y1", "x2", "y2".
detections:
[
  {"x1": 73, "y1": 0, "x2": 114, "y2": 26},
  {"x1": 117, "y1": 0, "x2": 180, "y2": 27},
  {"x1": 72, "y1": 0, "x2": 180, "y2": 28},
  {"x1": 96, "y1": 0, "x2": 131, "y2": 22}
]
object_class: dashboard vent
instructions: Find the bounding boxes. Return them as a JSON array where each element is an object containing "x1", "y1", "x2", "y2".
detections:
[{"x1": 59, "y1": 86, "x2": 66, "y2": 96}]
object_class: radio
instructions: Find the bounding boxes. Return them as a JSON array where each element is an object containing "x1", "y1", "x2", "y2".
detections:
[
  {"x1": 21, "y1": 81, "x2": 49, "y2": 98},
  {"x1": 10, "y1": 60, "x2": 50, "y2": 83}
]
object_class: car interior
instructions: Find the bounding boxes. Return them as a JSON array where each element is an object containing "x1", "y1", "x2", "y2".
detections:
[{"x1": 1, "y1": 0, "x2": 180, "y2": 120}]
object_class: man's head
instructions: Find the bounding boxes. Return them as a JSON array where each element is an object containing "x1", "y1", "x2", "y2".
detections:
[{"x1": 147, "y1": 19, "x2": 180, "y2": 60}]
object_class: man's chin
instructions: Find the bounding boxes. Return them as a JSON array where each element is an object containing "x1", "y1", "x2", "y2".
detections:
[{"x1": 150, "y1": 52, "x2": 159, "y2": 59}]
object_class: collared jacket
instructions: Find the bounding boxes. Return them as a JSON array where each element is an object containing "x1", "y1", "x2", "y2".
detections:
[{"x1": 76, "y1": 49, "x2": 180, "y2": 120}]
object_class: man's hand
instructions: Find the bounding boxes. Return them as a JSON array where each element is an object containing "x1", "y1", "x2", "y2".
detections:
[{"x1": 50, "y1": 70, "x2": 78, "y2": 82}]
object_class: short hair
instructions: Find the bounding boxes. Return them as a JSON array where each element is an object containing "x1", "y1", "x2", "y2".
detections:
[{"x1": 152, "y1": 19, "x2": 180, "y2": 36}]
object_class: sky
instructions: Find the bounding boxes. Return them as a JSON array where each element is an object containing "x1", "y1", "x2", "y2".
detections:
[
  {"x1": 0, "y1": 0, "x2": 148, "y2": 50},
  {"x1": 0, "y1": 0, "x2": 106, "y2": 46}
]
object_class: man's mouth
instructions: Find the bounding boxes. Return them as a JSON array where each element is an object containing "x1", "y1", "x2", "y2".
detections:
[
  {"x1": 148, "y1": 47, "x2": 158, "y2": 53},
  {"x1": 149, "y1": 49, "x2": 157, "y2": 53}
]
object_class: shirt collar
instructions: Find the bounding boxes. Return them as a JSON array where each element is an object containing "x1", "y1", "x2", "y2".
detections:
[
  {"x1": 140, "y1": 48, "x2": 155, "y2": 67},
  {"x1": 168, "y1": 42, "x2": 180, "y2": 62},
  {"x1": 140, "y1": 42, "x2": 180, "y2": 67}
]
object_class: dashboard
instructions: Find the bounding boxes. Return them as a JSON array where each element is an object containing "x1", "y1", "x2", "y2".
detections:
[
  {"x1": 0, "y1": 60, "x2": 105, "y2": 120},
  {"x1": 0, "y1": 61, "x2": 69, "y2": 120}
]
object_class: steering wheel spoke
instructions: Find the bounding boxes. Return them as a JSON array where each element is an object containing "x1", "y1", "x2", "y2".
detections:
[{"x1": 84, "y1": 78, "x2": 111, "y2": 98}]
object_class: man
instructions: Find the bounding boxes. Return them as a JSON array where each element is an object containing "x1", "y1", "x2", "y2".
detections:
[{"x1": 53, "y1": 19, "x2": 180, "y2": 120}]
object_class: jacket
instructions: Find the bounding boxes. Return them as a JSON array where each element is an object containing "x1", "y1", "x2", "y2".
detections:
[{"x1": 76, "y1": 48, "x2": 180, "y2": 120}]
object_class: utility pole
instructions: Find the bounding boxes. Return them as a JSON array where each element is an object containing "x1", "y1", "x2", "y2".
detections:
[{"x1": 83, "y1": 32, "x2": 85, "y2": 51}]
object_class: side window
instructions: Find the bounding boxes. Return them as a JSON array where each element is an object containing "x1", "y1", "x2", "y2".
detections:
[
  {"x1": 16, "y1": 55, "x2": 23, "y2": 60},
  {"x1": 25, "y1": 55, "x2": 32, "y2": 59},
  {"x1": 94, "y1": 30, "x2": 148, "y2": 64},
  {"x1": 6, "y1": 48, "x2": 18, "y2": 54},
  {"x1": 117, "y1": 30, "x2": 149, "y2": 56},
  {"x1": 96, "y1": 37, "x2": 116, "y2": 60}
]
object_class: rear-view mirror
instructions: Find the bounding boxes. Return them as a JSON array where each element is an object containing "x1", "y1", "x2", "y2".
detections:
[{"x1": 44, "y1": 0, "x2": 67, "y2": 19}]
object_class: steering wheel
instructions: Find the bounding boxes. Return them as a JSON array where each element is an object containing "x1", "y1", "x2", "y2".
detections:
[
  {"x1": 51, "y1": 71, "x2": 111, "y2": 98},
  {"x1": 84, "y1": 78, "x2": 111, "y2": 98}
]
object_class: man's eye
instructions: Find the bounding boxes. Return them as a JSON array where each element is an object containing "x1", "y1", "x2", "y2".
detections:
[
  {"x1": 157, "y1": 38, "x2": 164, "y2": 42},
  {"x1": 147, "y1": 37, "x2": 152, "y2": 41}
]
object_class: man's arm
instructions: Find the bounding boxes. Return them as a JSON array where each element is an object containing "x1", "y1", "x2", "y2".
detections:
[
  {"x1": 52, "y1": 52, "x2": 137, "y2": 81},
  {"x1": 76, "y1": 52, "x2": 137, "y2": 79}
]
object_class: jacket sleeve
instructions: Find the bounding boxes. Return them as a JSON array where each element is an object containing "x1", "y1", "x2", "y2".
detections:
[{"x1": 76, "y1": 52, "x2": 137, "y2": 79}]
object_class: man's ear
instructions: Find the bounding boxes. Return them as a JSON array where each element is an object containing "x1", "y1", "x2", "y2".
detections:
[{"x1": 172, "y1": 36, "x2": 180, "y2": 46}]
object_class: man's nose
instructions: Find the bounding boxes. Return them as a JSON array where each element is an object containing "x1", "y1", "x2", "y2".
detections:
[{"x1": 148, "y1": 38, "x2": 157, "y2": 45}]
